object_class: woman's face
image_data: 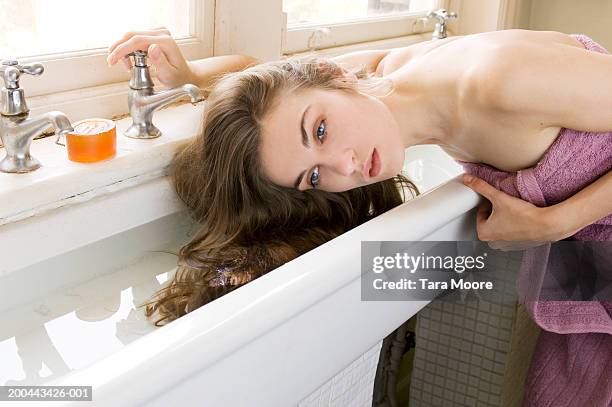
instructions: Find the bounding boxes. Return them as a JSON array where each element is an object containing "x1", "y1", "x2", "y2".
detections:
[{"x1": 259, "y1": 87, "x2": 405, "y2": 193}]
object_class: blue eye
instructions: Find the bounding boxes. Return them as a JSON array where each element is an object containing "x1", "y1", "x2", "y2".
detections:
[
  {"x1": 310, "y1": 167, "x2": 320, "y2": 188},
  {"x1": 309, "y1": 120, "x2": 326, "y2": 189},
  {"x1": 316, "y1": 120, "x2": 326, "y2": 140}
]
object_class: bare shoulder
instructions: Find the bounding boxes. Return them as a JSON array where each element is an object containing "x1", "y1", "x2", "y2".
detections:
[
  {"x1": 467, "y1": 29, "x2": 585, "y2": 77},
  {"x1": 467, "y1": 29, "x2": 586, "y2": 106},
  {"x1": 467, "y1": 29, "x2": 585, "y2": 74},
  {"x1": 373, "y1": 46, "x2": 419, "y2": 77},
  {"x1": 374, "y1": 36, "x2": 464, "y2": 77},
  {"x1": 475, "y1": 29, "x2": 584, "y2": 48}
]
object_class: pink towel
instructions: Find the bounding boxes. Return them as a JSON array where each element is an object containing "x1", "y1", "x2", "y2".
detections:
[{"x1": 456, "y1": 33, "x2": 612, "y2": 407}]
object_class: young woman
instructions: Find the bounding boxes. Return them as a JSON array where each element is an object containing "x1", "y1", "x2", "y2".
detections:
[{"x1": 106, "y1": 27, "x2": 612, "y2": 325}]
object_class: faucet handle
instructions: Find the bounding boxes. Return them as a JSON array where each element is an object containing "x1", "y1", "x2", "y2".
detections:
[
  {"x1": 1, "y1": 59, "x2": 44, "y2": 115},
  {"x1": 426, "y1": 9, "x2": 458, "y2": 23},
  {"x1": 126, "y1": 50, "x2": 154, "y2": 90},
  {"x1": 126, "y1": 50, "x2": 149, "y2": 67},
  {"x1": 1, "y1": 59, "x2": 44, "y2": 89},
  {"x1": 424, "y1": 8, "x2": 458, "y2": 39}
]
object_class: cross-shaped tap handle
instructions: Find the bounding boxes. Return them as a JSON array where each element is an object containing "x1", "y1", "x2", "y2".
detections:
[
  {"x1": 426, "y1": 9, "x2": 458, "y2": 23},
  {"x1": 0, "y1": 59, "x2": 44, "y2": 89}
]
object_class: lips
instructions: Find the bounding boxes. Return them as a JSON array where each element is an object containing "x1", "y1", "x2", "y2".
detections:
[
  {"x1": 363, "y1": 148, "x2": 381, "y2": 179},
  {"x1": 369, "y1": 148, "x2": 381, "y2": 177}
]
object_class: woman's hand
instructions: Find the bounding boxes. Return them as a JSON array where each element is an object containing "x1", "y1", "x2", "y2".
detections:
[
  {"x1": 106, "y1": 27, "x2": 196, "y2": 88},
  {"x1": 462, "y1": 174, "x2": 567, "y2": 251}
]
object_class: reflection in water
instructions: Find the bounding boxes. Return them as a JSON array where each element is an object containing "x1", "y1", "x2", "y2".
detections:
[
  {"x1": 116, "y1": 276, "x2": 166, "y2": 344},
  {"x1": 0, "y1": 255, "x2": 175, "y2": 386},
  {"x1": 2, "y1": 208, "x2": 194, "y2": 387},
  {"x1": 4, "y1": 326, "x2": 70, "y2": 386}
]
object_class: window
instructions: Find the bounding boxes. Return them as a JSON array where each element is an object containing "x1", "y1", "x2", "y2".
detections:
[
  {"x1": 1, "y1": 0, "x2": 456, "y2": 122},
  {"x1": 285, "y1": 0, "x2": 436, "y2": 26},
  {"x1": 1, "y1": 0, "x2": 190, "y2": 57},
  {"x1": 283, "y1": 0, "x2": 448, "y2": 53},
  {"x1": 0, "y1": 0, "x2": 214, "y2": 97}
]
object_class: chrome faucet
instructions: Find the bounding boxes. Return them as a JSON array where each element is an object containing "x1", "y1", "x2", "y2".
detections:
[
  {"x1": 0, "y1": 60, "x2": 74, "y2": 173},
  {"x1": 124, "y1": 50, "x2": 201, "y2": 139},
  {"x1": 425, "y1": 9, "x2": 458, "y2": 39}
]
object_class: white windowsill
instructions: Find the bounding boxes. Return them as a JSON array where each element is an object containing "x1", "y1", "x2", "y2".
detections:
[
  {"x1": 0, "y1": 101, "x2": 205, "y2": 226},
  {"x1": 285, "y1": 31, "x2": 442, "y2": 58}
]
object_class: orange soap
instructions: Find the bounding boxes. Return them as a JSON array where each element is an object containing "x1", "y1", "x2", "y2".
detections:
[{"x1": 63, "y1": 118, "x2": 117, "y2": 163}]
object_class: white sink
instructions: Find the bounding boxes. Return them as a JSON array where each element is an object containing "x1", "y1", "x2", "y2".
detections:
[{"x1": 0, "y1": 145, "x2": 478, "y2": 406}]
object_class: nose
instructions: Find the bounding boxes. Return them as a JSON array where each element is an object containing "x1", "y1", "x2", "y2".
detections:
[{"x1": 330, "y1": 148, "x2": 359, "y2": 177}]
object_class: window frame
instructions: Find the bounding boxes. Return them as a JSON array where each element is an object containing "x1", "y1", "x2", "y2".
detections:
[
  {"x1": 283, "y1": 0, "x2": 450, "y2": 54},
  {"x1": 23, "y1": 0, "x2": 470, "y2": 126},
  {"x1": 13, "y1": 0, "x2": 215, "y2": 98}
]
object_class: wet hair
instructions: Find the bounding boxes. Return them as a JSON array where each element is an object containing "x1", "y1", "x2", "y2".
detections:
[{"x1": 140, "y1": 56, "x2": 419, "y2": 326}]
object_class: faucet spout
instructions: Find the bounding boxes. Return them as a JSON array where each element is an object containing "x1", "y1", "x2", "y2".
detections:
[
  {"x1": 0, "y1": 110, "x2": 74, "y2": 173},
  {"x1": 6, "y1": 111, "x2": 73, "y2": 140},
  {"x1": 40, "y1": 110, "x2": 74, "y2": 135},
  {"x1": 140, "y1": 84, "x2": 201, "y2": 112}
]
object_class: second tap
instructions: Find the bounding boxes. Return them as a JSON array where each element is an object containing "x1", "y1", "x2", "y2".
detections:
[{"x1": 124, "y1": 50, "x2": 201, "y2": 139}]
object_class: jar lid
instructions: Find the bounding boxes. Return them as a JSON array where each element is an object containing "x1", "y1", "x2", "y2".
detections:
[{"x1": 70, "y1": 118, "x2": 115, "y2": 136}]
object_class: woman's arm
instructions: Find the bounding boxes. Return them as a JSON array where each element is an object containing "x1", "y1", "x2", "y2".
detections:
[
  {"x1": 546, "y1": 170, "x2": 612, "y2": 239},
  {"x1": 187, "y1": 55, "x2": 260, "y2": 90},
  {"x1": 188, "y1": 48, "x2": 398, "y2": 90},
  {"x1": 107, "y1": 28, "x2": 260, "y2": 89},
  {"x1": 330, "y1": 49, "x2": 393, "y2": 75},
  {"x1": 189, "y1": 48, "x2": 396, "y2": 89}
]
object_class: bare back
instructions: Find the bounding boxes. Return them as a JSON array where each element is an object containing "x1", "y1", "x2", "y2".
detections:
[{"x1": 377, "y1": 29, "x2": 587, "y2": 172}]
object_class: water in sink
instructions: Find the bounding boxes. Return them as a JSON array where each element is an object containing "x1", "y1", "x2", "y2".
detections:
[{"x1": 0, "y1": 210, "x2": 198, "y2": 386}]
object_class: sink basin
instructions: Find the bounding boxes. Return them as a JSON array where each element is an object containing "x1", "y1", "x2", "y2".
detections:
[{"x1": 0, "y1": 145, "x2": 477, "y2": 406}]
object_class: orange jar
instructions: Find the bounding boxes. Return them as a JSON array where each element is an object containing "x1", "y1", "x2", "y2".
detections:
[{"x1": 58, "y1": 118, "x2": 117, "y2": 163}]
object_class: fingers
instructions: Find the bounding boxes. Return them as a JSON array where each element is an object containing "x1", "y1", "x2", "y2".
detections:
[
  {"x1": 108, "y1": 27, "x2": 170, "y2": 54},
  {"x1": 476, "y1": 200, "x2": 492, "y2": 224},
  {"x1": 147, "y1": 43, "x2": 173, "y2": 74},
  {"x1": 462, "y1": 174, "x2": 501, "y2": 203},
  {"x1": 121, "y1": 57, "x2": 132, "y2": 71},
  {"x1": 476, "y1": 200, "x2": 493, "y2": 241},
  {"x1": 107, "y1": 34, "x2": 175, "y2": 67}
]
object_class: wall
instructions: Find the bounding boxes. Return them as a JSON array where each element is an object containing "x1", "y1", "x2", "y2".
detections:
[
  {"x1": 526, "y1": 0, "x2": 612, "y2": 50},
  {"x1": 448, "y1": 0, "x2": 504, "y2": 35}
]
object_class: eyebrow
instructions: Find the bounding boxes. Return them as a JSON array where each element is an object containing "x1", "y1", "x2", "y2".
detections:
[{"x1": 294, "y1": 104, "x2": 312, "y2": 190}]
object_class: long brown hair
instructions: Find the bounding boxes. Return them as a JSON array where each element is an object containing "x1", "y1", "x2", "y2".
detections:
[{"x1": 140, "y1": 56, "x2": 419, "y2": 326}]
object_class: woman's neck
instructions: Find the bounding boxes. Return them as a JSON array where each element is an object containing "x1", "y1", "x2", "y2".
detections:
[{"x1": 380, "y1": 82, "x2": 455, "y2": 148}]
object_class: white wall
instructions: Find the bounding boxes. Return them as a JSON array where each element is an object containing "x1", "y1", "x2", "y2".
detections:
[
  {"x1": 526, "y1": 0, "x2": 612, "y2": 51},
  {"x1": 448, "y1": 0, "x2": 504, "y2": 35}
]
